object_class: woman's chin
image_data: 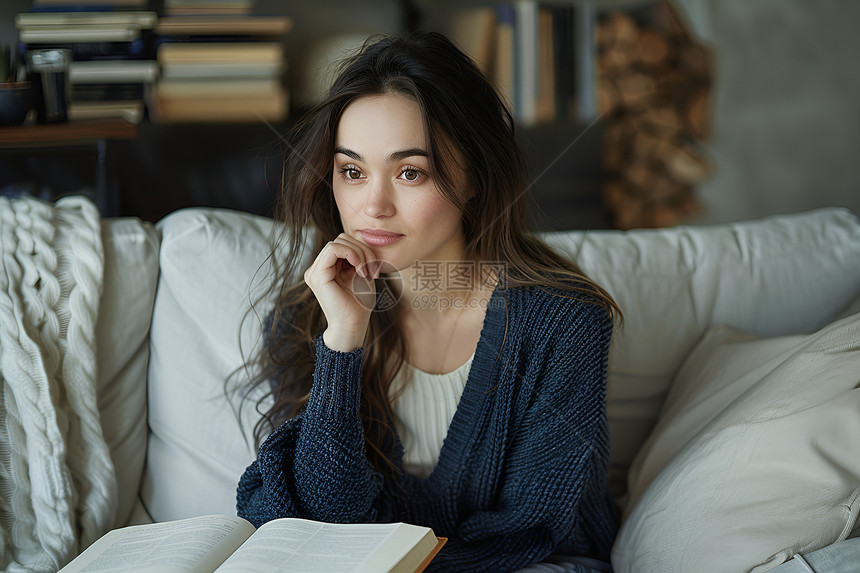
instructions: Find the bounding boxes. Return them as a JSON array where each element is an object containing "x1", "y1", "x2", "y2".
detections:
[{"x1": 377, "y1": 259, "x2": 406, "y2": 275}]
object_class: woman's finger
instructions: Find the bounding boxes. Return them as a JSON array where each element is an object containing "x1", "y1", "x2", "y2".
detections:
[
  {"x1": 331, "y1": 233, "x2": 380, "y2": 279},
  {"x1": 307, "y1": 239, "x2": 366, "y2": 284}
]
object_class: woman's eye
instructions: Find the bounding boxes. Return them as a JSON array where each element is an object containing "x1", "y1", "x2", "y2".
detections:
[
  {"x1": 400, "y1": 168, "x2": 421, "y2": 182},
  {"x1": 341, "y1": 166, "x2": 363, "y2": 180}
]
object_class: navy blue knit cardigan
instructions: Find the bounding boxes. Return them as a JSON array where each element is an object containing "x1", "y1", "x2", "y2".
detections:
[{"x1": 236, "y1": 284, "x2": 620, "y2": 572}]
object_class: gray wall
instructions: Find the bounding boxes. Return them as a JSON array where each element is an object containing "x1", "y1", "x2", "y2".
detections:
[{"x1": 676, "y1": 0, "x2": 860, "y2": 224}]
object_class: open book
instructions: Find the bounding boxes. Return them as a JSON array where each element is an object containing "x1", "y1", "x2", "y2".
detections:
[{"x1": 60, "y1": 514, "x2": 446, "y2": 573}]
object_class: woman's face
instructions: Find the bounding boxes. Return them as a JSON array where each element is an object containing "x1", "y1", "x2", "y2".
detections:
[{"x1": 332, "y1": 93, "x2": 467, "y2": 272}]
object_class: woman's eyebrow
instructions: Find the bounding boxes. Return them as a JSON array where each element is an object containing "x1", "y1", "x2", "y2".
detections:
[
  {"x1": 334, "y1": 146, "x2": 362, "y2": 161},
  {"x1": 334, "y1": 146, "x2": 428, "y2": 163},
  {"x1": 387, "y1": 148, "x2": 429, "y2": 162}
]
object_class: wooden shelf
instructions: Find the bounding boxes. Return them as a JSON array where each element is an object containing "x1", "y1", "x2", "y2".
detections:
[{"x1": 0, "y1": 118, "x2": 137, "y2": 148}]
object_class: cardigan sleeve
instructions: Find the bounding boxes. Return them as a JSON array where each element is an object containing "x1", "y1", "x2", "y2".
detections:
[
  {"x1": 425, "y1": 300, "x2": 619, "y2": 572},
  {"x1": 235, "y1": 335, "x2": 383, "y2": 527}
]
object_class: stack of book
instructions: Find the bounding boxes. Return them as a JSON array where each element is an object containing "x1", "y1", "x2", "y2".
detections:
[
  {"x1": 151, "y1": 14, "x2": 292, "y2": 122},
  {"x1": 15, "y1": 9, "x2": 158, "y2": 124}
]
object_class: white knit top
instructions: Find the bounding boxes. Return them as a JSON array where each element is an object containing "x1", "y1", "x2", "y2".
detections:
[{"x1": 389, "y1": 354, "x2": 475, "y2": 478}]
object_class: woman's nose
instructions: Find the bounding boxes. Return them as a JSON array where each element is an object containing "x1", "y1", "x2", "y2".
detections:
[{"x1": 363, "y1": 178, "x2": 395, "y2": 219}]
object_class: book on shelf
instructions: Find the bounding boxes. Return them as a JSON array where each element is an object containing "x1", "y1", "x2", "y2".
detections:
[
  {"x1": 155, "y1": 15, "x2": 294, "y2": 37},
  {"x1": 16, "y1": 10, "x2": 157, "y2": 28},
  {"x1": 157, "y1": 41, "x2": 284, "y2": 65},
  {"x1": 59, "y1": 514, "x2": 446, "y2": 573},
  {"x1": 514, "y1": 0, "x2": 539, "y2": 126},
  {"x1": 449, "y1": 7, "x2": 497, "y2": 76},
  {"x1": 535, "y1": 7, "x2": 557, "y2": 124},
  {"x1": 164, "y1": 0, "x2": 253, "y2": 16},
  {"x1": 70, "y1": 60, "x2": 158, "y2": 83},
  {"x1": 151, "y1": 88, "x2": 289, "y2": 122},
  {"x1": 21, "y1": 39, "x2": 153, "y2": 60},
  {"x1": 69, "y1": 100, "x2": 144, "y2": 123},
  {"x1": 494, "y1": 4, "x2": 516, "y2": 114},
  {"x1": 166, "y1": 6, "x2": 253, "y2": 16},
  {"x1": 161, "y1": 61, "x2": 283, "y2": 79},
  {"x1": 19, "y1": 25, "x2": 141, "y2": 44},
  {"x1": 156, "y1": 77, "x2": 281, "y2": 98},
  {"x1": 72, "y1": 82, "x2": 146, "y2": 101},
  {"x1": 32, "y1": 0, "x2": 149, "y2": 6}
]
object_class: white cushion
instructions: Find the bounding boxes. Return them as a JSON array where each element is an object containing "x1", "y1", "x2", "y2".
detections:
[
  {"x1": 543, "y1": 207, "x2": 860, "y2": 498},
  {"x1": 143, "y1": 208, "x2": 277, "y2": 522},
  {"x1": 96, "y1": 217, "x2": 160, "y2": 527},
  {"x1": 611, "y1": 312, "x2": 860, "y2": 573}
]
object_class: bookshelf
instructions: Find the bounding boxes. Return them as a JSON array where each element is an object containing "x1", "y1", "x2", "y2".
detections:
[
  {"x1": 419, "y1": 1, "x2": 625, "y2": 229},
  {"x1": 421, "y1": 0, "x2": 711, "y2": 230},
  {"x1": 0, "y1": 118, "x2": 137, "y2": 215},
  {"x1": 1, "y1": 0, "x2": 659, "y2": 229},
  {"x1": 0, "y1": 117, "x2": 135, "y2": 145}
]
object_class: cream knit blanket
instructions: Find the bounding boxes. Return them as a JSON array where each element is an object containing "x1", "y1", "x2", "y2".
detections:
[{"x1": 0, "y1": 196, "x2": 116, "y2": 572}]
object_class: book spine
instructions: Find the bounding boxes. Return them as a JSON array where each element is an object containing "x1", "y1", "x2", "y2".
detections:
[
  {"x1": 553, "y1": 5, "x2": 576, "y2": 122},
  {"x1": 15, "y1": 10, "x2": 158, "y2": 28},
  {"x1": 574, "y1": 2, "x2": 596, "y2": 122},
  {"x1": 154, "y1": 34, "x2": 282, "y2": 46},
  {"x1": 493, "y1": 3, "x2": 516, "y2": 114},
  {"x1": 71, "y1": 82, "x2": 145, "y2": 101},
  {"x1": 20, "y1": 32, "x2": 155, "y2": 60},
  {"x1": 33, "y1": 0, "x2": 148, "y2": 6},
  {"x1": 19, "y1": 27, "x2": 141, "y2": 44},
  {"x1": 514, "y1": 0, "x2": 539, "y2": 126}
]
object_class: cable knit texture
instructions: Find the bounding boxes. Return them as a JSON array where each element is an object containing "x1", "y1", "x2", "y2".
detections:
[
  {"x1": 0, "y1": 196, "x2": 115, "y2": 572},
  {"x1": 237, "y1": 284, "x2": 618, "y2": 572}
]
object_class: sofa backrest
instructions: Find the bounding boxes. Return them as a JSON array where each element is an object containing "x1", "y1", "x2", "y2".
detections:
[
  {"x1": 137, "y1": 208, "x2": 275, "y2": 524},
  {"x1": 95, "y1": 216, "x2": 160, "y2": 528},
  {"x1": 543, "y1": 207, "x2": 860, "y2": 498},
  {"x1": 131, "y1": 206, "x2": 860, "y2": 523}
]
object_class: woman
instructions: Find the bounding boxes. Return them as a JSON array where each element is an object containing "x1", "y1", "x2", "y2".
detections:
[{"x1": 236, "y1": 32, "x2": 622, "y2": 572}]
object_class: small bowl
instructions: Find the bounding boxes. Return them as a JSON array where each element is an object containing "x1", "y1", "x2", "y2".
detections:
[{"x1": 0, "y1": 82, "x2": 33, "y2": 126}]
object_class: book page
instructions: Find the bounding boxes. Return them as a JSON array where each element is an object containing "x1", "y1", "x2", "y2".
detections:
[
  {"x1": 60, "y1": 514, "x2": 255, "y2": 573},
  {"x1": 214, "y1": 519, "x2": 431, "y2": 573}
]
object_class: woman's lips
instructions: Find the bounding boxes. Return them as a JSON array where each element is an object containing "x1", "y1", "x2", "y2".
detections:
[{"x1": 359, "y1": 229, "x2": 404, "y2": 247}]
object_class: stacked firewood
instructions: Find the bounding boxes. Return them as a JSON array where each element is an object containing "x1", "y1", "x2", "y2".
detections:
[{"x1": 597, "y1": 1, "x2": 711, "y2": 229}]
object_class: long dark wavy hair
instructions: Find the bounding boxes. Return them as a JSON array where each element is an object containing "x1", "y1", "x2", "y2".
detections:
[{"x1": 243, "y1": 32, "x2": 622, "y2": 475}]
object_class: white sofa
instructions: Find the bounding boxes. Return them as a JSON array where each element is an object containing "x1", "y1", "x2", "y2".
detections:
[{"x1": 92, "y1": 206, "x2": 860, "y2": 572}]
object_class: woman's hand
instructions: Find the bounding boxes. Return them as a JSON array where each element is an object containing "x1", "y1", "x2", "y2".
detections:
[{"x1": 303, "y1": 233, "x2": 381, "y2": 352}]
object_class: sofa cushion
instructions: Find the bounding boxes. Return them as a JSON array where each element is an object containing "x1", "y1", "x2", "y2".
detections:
[
  {"x1": 611, "y1": 311, "x2": 860, "y2": 573},
  {"x1": 96, "y1": 217, "x2": 160, "y2": 528},
  {"x1": 542, "y1": 207, "x2": 860, "y2": 499},
  {"x1": 143, "y1": 208, "x2": 277, "y2": 522}
]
